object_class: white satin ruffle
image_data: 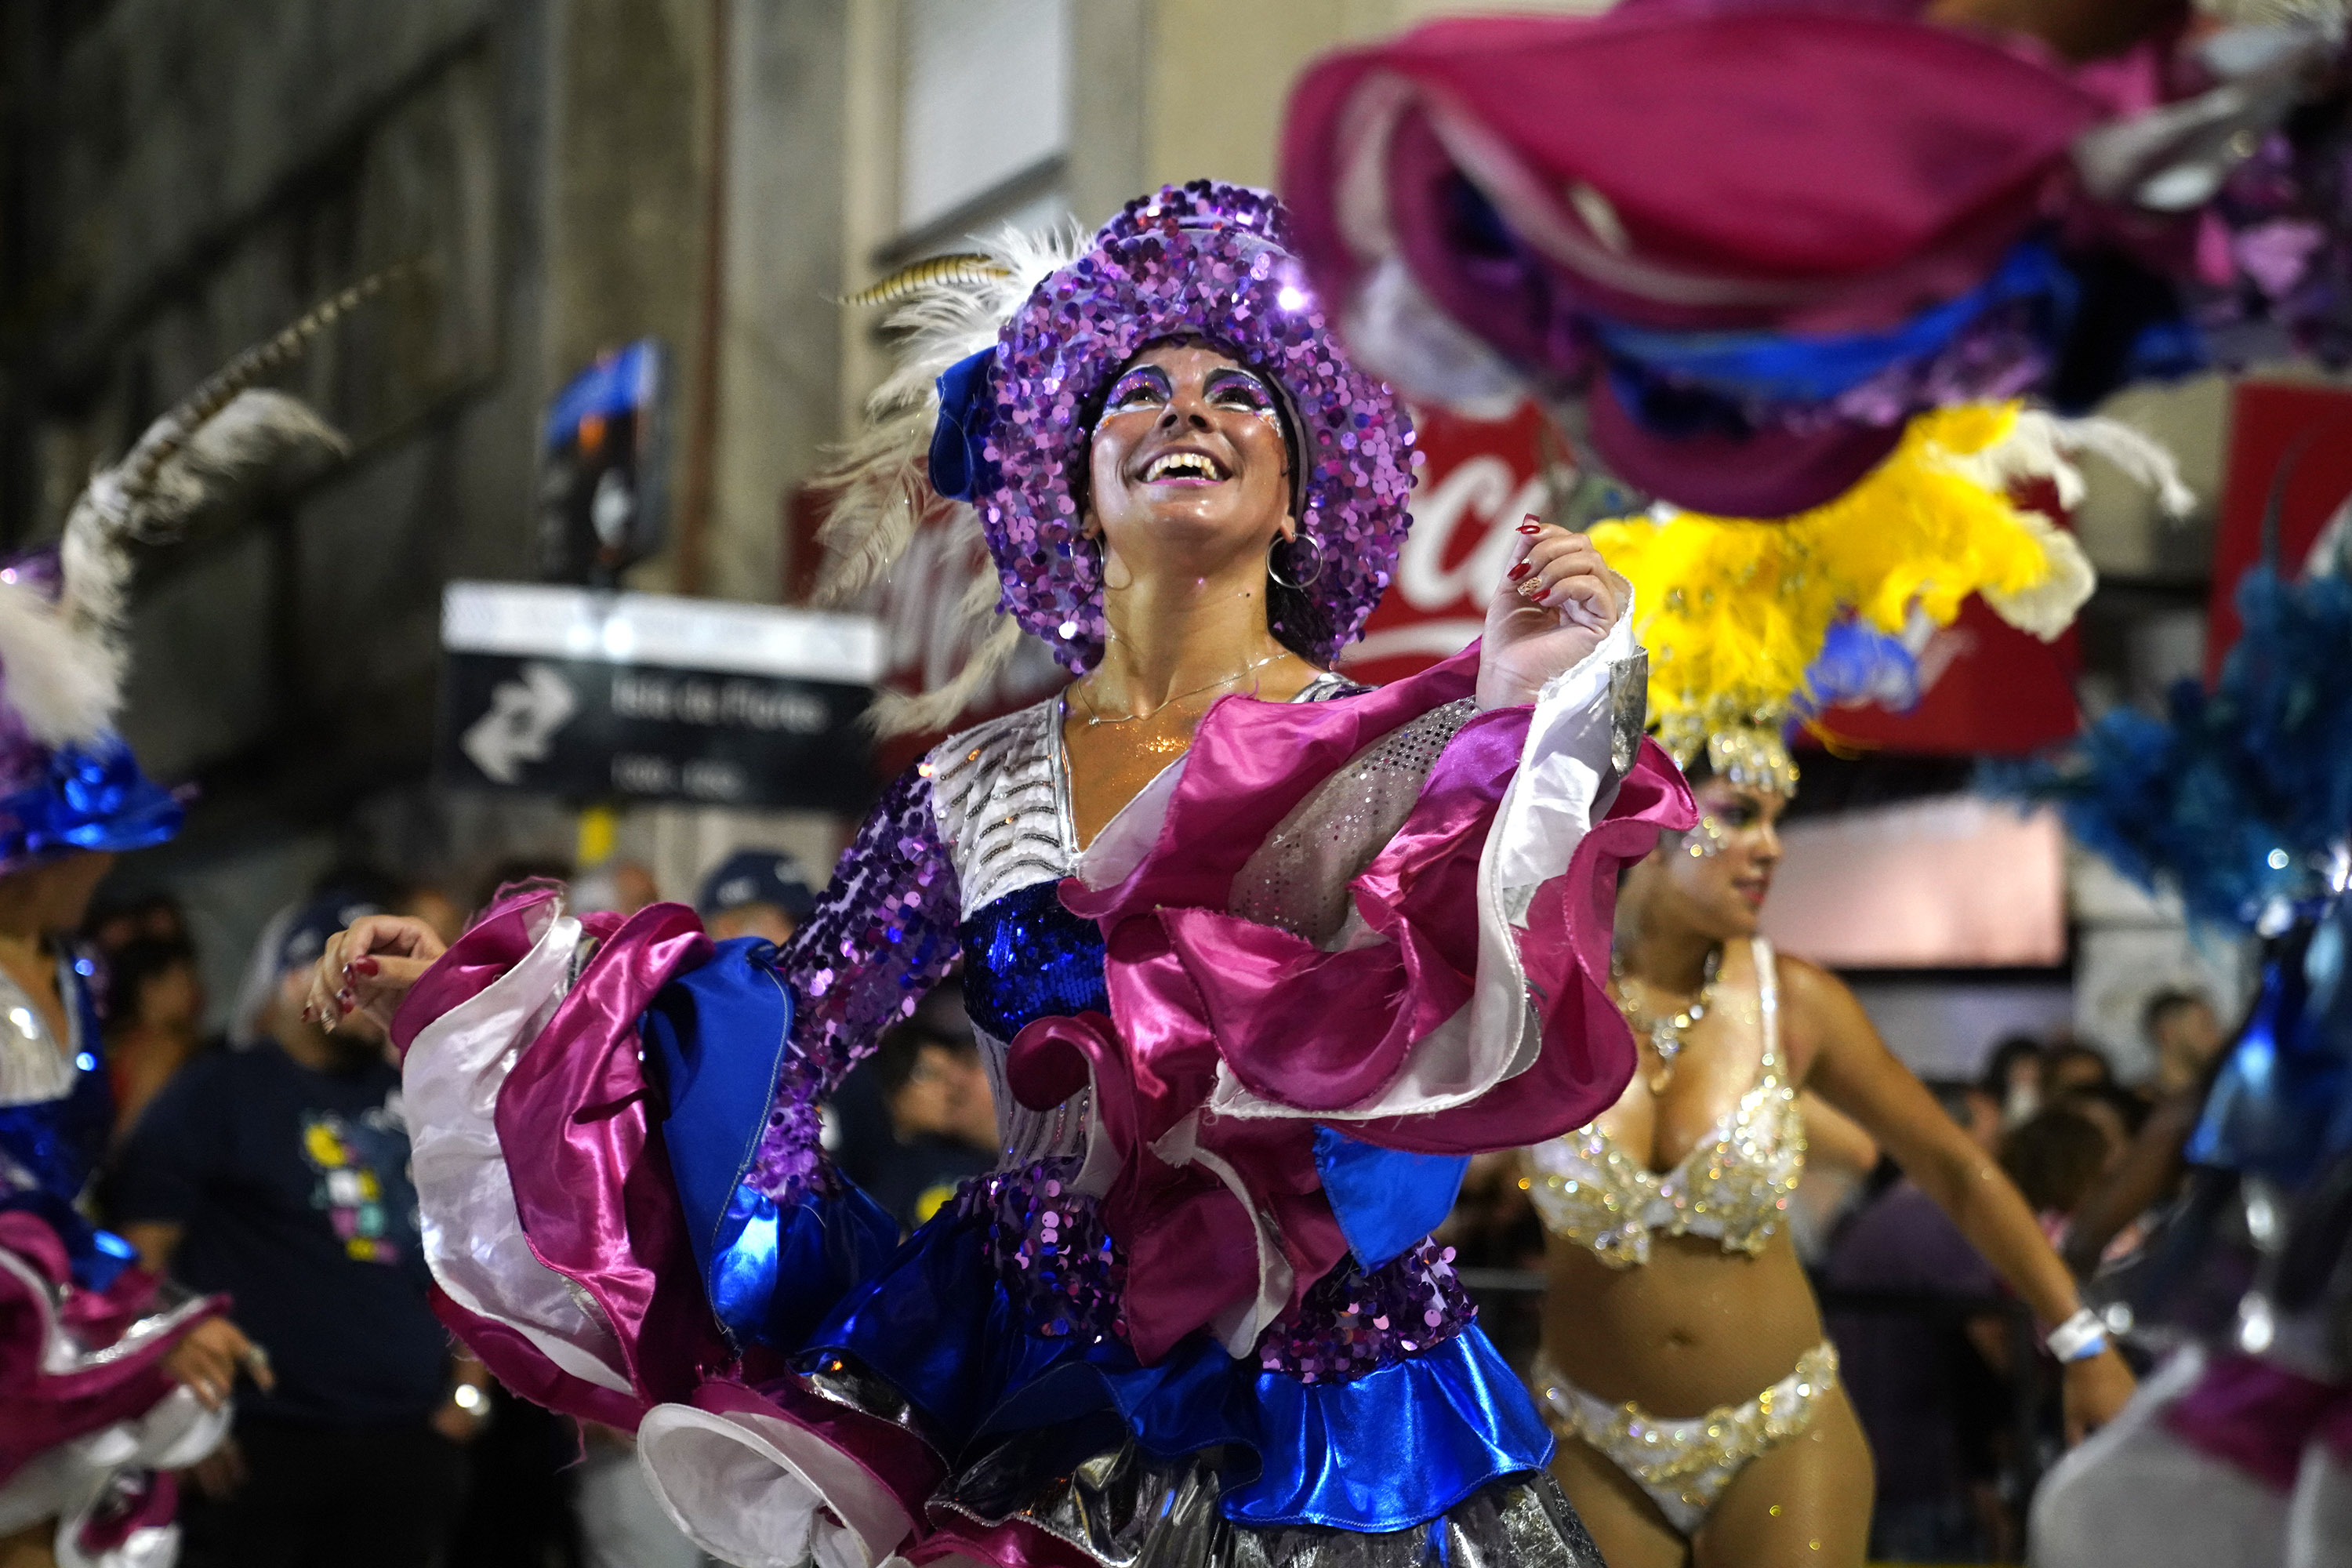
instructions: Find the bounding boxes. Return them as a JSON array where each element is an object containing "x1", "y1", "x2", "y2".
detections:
[
  {"x1": 401, "y1": 901, "x2": 632, "y2": 1395},
  {"x1": 635, "y1": 1401, "x2": 913, "y2": 1568},
  {"x1": 0, "y1": 1380, "x2": 224, "y2": 1568}
]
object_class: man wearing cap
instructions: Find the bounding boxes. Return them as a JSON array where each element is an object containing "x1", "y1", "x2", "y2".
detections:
[
  {"x1": 111, "y1": 892, "x2": 488, "y2": 1568},
  {"x1": 695, "y1": 849, "x2": 817, "y2": 945}
]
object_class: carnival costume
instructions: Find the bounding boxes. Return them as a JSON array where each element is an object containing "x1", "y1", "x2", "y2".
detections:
[
  {"x1": 1279, "y1": 0, "x2": 2350, "y2": 519},
  {"x1": 1998, "y1": 534, "x2": 2352, "y2": 1567},
  {"x1": 0, "y1": 318, "x2": 350, "y2": 1565},
  {"x1": 388, "y1": 183, "x2": 1691, "y2": 1568}
]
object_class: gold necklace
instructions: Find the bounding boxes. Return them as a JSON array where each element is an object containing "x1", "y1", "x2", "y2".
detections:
[
  {"x1": 1610, "y1": 947, "x2": 1721, "y2": 1094},
  {"x1": 1073, "y1": 648, "x2": 1294, "y2": 731}
]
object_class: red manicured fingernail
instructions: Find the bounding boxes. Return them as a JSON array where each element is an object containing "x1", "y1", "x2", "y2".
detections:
[
  {"x1": 349, "y1": 957, "x2": 379, "y2": 978},
  {"x1": 1506, "y1": 562, "x2": 1531, "y2": 581},
  {"x1": 1517, "y1": 522, "x2": 1541, "y2": 535}
]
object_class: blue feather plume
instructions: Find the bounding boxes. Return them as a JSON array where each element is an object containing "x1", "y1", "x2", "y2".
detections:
[{"x1": 1984, "y1": 561, "x2": 2352, "y2": 929}]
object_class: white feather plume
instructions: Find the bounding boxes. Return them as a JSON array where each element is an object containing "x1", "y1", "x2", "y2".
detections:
[
  {"x1": 1947, "y1": 408, "x2": 2195, "y2": 643},
  {"x1": 814, "y1": 220, "x2": 1088, "y2": 737},
  {"x1": 10, "y1": 274, "x2": 393, "y2": 749},
  {"x1": 19, "y1": 389, "x2": 349, "y2": 748}
]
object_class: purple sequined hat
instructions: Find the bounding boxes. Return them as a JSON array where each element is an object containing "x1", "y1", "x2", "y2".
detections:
[{"x1": 963, "y1": 181, "x2": 1419, "y2": 671}]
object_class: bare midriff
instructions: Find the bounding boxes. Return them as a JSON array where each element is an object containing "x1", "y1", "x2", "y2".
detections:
[{"x1": 1537, "y1": 1227, "x2": 1826, "y2": 1416}]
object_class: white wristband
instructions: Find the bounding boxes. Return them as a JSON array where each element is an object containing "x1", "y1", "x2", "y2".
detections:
[{"x1": 2047, "y1": 1307, "x2": 2108, "y2": 1363}]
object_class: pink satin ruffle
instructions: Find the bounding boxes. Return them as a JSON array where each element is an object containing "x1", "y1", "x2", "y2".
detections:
[
  {"x1": 400, "y1": 891, "x2": 731, "y2": 1428},
  {"x1": 0, "y1": 1210, "x2": 222, "y2": 1483},
  {"x1": 1012, "y1": 645, "x2": 1691, "y2": 1363}
]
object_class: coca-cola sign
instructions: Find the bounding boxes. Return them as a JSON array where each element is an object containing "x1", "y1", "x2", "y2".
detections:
[{"x1": 1342, "y1": 402, "x2": 1553, "y2": 687}]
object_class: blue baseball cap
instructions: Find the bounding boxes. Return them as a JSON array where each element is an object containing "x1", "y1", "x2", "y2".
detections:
[
  {"x1": 695, "y1": 851, "x2": 817, "y2": 922},
  {"x1": 277, "y1": 891, "x2": 387, "y2": 978}
]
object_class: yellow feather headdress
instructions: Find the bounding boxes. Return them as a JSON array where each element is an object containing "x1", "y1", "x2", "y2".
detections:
[{"x1": 1591, "y1": 402, "x2": 2192, "y2": 793}]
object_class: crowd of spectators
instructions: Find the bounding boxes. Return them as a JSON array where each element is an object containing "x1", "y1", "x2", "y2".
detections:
[
  {"x1": 1821, "y1": 1000, "x2": 2234, "y2": 1563},
  {"x1": 67, "y1": 844, "x2": 1004, "y2": 1568}
]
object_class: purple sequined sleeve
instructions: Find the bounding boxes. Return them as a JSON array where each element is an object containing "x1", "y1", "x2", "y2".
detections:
[{"x1": 745, "y1": 764, "x2": 962, "y2": 1201}]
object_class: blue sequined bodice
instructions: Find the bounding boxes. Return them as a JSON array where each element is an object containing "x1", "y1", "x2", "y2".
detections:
[
  {"x1": 0, "y1": 963, "x2": 110, "y2": 1207},
  {"x1": 960, "y1": 880, "x2": 1109, "y2": 1042}
]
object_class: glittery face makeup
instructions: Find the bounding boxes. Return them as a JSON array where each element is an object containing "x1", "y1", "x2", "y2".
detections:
[
  {"x1": 1098, "y1": 362, "x2": 1288, "y2": 440},
  {"x1": 1102, "y1": 365, "x2": 1171, "y2": 417},
  {"x1": 1086, "y1": 343, "x2": 1295, "y2": 565},
  {"x1": 1661, "y1": 781, "x2": 1787, "y2": 935}
]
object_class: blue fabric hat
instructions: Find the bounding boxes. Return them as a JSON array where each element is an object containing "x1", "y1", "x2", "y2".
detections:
[{"x1": 695, "y1": 851, "x2": 817, "y2": 922}]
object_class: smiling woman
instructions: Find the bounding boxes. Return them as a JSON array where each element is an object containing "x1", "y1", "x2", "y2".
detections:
[{"x1": 310, "y1": 183, "x2": 1690, "y2": 1568}]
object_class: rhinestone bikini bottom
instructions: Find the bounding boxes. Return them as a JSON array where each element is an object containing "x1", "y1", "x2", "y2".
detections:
[{"x1": 1532, "y1": 1341, "x2": 1841, "y2": 1536}]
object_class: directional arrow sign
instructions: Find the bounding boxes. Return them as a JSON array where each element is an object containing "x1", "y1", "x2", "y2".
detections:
[{"x1": 437, "y1": 583, "x2": 882, "y2": 811}]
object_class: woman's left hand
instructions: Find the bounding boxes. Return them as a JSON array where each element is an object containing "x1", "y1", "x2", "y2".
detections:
[
  {"x1": 2062, "y1": 1346, "x2": 2137, "y2": 1445},
  {"x1": 1475, "y1": 517, "x2": 1628, "y2": 710},
  {"x1": 163, "y1": 1316, "x2": 272, "y2": 1411}
]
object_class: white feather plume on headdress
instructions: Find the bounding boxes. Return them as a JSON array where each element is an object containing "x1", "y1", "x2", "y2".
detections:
[
  {"x1": 10, "y1": 280, "x2": 383, "y2": 749},
  {"x1": 815, "y1": 221, "x2": 1088, "y2": 737}
]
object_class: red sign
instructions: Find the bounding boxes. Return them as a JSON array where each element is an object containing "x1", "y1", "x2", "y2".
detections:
[
  {"x1": 1341, "y1": 402, "x2": 1552, "y2": 687},
  {"x1": 2208, "y1": 381, "x2": 2352, "y2": 678}
]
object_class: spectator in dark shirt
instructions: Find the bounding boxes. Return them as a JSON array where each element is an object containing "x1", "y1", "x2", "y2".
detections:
[
  {"x1": 111, "y1": 894, "x2": 488, "y2": 1568},
  {"x1": 866, "y1": 1021, "x2": 998, "y2": 1228},
  {"x1": 1826, "y1": 1083, "x2": 2015, "y2": 1563}
]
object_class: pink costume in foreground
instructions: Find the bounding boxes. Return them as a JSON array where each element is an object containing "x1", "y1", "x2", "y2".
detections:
[{"x1": 392, "y1": 638, "x2": 1688, "y2": 1567}]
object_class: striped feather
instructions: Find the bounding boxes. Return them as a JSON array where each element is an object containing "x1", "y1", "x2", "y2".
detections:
[{"x1": 843, "y1": 252, "x2": 1013, "y2": 308}]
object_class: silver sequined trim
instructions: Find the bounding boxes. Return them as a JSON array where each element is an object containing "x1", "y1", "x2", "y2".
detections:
[
  {"x1": 937, "y1": 1429, "x2": 1606, "y2": 1568},
  {"x1": 1229, "y1": 698, "x2": 1479, "y2": 946}
]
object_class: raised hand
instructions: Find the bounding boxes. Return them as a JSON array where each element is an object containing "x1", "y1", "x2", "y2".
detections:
[
  {"x1": 1475, "y1": 516, "x2": 1629, "y2": 710},
  {"x1": 303, "y1": 915, "x2": 448, "y2": 1036},
  {"x1": 163, "y1": 1316, "x2": 272, "y2": 1411}
]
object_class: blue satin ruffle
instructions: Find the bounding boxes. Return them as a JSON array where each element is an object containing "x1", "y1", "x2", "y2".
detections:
[
  {"x1": 802, "y1": 1200, "x2": 1552, "y2": 1534},
  {"x1": 1234, "y1": 1327, "x2": 1551, "y2": 1530},
  {"x1": 0, "y1": 737, "x2": 182, "y2": 874},
  {"x1": 1312, "y1": 1126, "x2": 1468, "y2": 1271},
  {"x1": 643, "y1": 939, "x2": 898, "y2": 1348},
  {"x1": 1594, "y1": 240, "x2": 2074, "y2": 405}
]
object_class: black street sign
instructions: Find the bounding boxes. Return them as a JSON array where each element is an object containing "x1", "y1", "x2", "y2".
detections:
[{"x1": 437, "y1": 583, "x2": 880, "y2": 811}]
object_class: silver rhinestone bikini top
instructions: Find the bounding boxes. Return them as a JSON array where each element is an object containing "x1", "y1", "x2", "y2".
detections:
[{"x1": 1524, "y1": 938, "x2": 1806, "y2": 1268}]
